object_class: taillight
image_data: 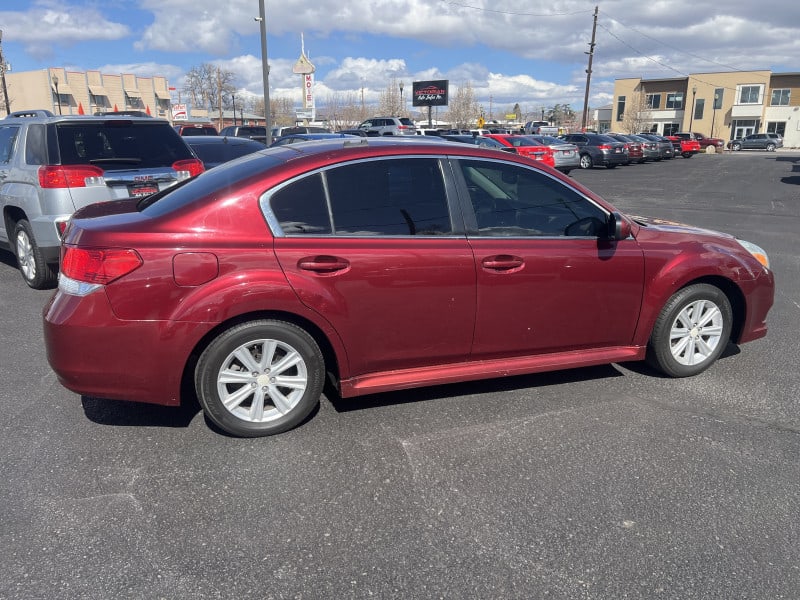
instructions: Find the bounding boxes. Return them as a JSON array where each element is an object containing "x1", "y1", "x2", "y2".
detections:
[
  {"x1": 38, "y1": 165, "x2": 105, "y2": 189},
  {"x1": 398, "y1": 125, "x2": 410, "y2": 130},
  {"x1": 172, "y1": 158, "x2": 205, "y2": 179},
  {"x1": 597, "y1": 144, "x2": 611, "y2": 150},
  {"x1": 61, "y1": 246, "x2": 143, "y2": 285}
]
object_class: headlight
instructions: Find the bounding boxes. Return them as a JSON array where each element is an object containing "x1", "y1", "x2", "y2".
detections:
[{"x1": 737, "y1": 239, "x2": 770, "y2": 269}]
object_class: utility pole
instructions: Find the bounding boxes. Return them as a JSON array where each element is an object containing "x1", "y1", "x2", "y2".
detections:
[
  {"x1": 581, "y1": 6, "x2": 598, "y2": 131},
  {"x1": 0, "y1": 30, "x2": 11, "y2": 115}
]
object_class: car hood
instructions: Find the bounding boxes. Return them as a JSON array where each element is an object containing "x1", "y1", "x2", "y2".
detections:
[{"x1": 631, "y1": 215, "x2": 735, "y2": 241}]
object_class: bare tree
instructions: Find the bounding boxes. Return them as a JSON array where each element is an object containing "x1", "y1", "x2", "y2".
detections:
[
  {"x1": 445, "y1": 81, "x2": 479, "y2": 129},
  {"x1": 620, "y1": 92, "x2": 652, "y2": 134},
  {"x1": 183, "y1": 63, "x2": 236, "y2": 112},
  {"x1": 325, "y1": 91, "x2": 365, "y2": 130},
  {"x1": 377, "y1": 78, "x2": 403, "y2": 117}
]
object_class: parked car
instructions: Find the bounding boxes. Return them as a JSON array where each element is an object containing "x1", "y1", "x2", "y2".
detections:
[
  {"x1": 358, "y1": 117, "x2": 417, "y2": 136},
  {"x1": 605, "y1": 133, "x2": 644, "y2": 164},
  {"x1": 218, "y1": 125, "x2": 268, "y2": 144},
  {"x1": 0, "y1": 110, "x2": 204, "y2": 288},
  {"x1": 674, "y1": 132, "x2": 724, "y2": 150},
  {"x1": 484, "y1": 134, "x2": 556, "y2": 167},
  {"x1": 560, "y1": 133, "x2": 628, "y2": 169},
  {"x1": 624, "y1": 134, "x2": 661, "y2": 161},
  {"x1": 184, "y1": 136, "x2": 266, "y2": 169},
  {"x1": 337, "y1": 129, "x2": 370, "y2": 137},
  {"x1": 637, "y1": 133, "x2": 675, "y2": 160},
  {"x1": 524, "y1": 121, "x2": 559, "y2": 135},
  {"x1": 174, "y1": 122, "x2": 218, "y2": 136},
  {"x1": 269, "y1": 133, "x2": 360, "y2": 147},
  {"x1": 271, "y1": 125, "x2": 331, "y2": 139},
  {"x1": 727, "y1": 133, "x2": 783, "y2": 152},
  {"x1": 440, "y1": 134, "x2": 518, "y2": 153},
  {"x1": 43, "y1": 138, "x2": 775, "y2": 437},
  {"x1": 525, "y1": 135, "x2": 581, "y2": 174},
  {"x1": 667, "y1": 135, "x2": 702, "y2": 158}
]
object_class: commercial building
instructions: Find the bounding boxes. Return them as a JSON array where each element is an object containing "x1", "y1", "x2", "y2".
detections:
[
  {"x1": 2, "y1": 68, "x2": 173, "y2": 119},
  {"x1": 613, "y1": 70, "x2": 800, "y2": 146}
]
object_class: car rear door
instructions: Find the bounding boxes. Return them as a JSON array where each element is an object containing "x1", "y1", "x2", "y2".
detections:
[
  {"x1": 451, "y1": 157, "x2": 645, "y2": 358},
  {"x1": 268, "y1": 156, "x2": 476, "y2": 377}
]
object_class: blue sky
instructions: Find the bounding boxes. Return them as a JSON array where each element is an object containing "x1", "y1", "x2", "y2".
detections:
[{"x1": 2, "y1": 0, "x2": 798, "y2": 120}]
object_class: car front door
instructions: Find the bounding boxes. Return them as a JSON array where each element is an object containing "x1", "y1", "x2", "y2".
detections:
[
  {"x1": 452, "y1": 158, "x2": 645, "y2": 358},
  {"x1": 267, "y1": 156, "x2": 476, "y2": 378}
]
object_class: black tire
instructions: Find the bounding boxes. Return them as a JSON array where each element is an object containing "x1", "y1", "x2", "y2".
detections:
[
  {"x1": 13, "y1": 219, "x2": 58, "y2": 290},
  {"x1": 682, "y1": 152, "x2": 693, "y2": 158},
  {"x1": 579, "y1": 154, "x2": 593, "y2": 169},
  {"x1": 766, "y1": 143, "x2": 776, "y2": 152},
  {"x1": 731, "y1": 143, "x2": 742, "y2": 151},
  {"x1": 646, "y1": 284, "x2": 732, "y2": 378},
  {"x1": 606, "y1": 164, "x2": 617, "y2": 169},
  {"x1": 195, "y1": 320, "x2": 325, "y2": 437}
]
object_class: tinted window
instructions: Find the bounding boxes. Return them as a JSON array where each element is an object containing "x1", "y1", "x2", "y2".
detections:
[
  {"x1": 270, "y1": 173, "x2": 332, "y2": 235},
  {"x1": 0, "y1": 125, "x2": 19, "y2": 164},
  {"x1": 55, "y1": 122, "x2": 193, "y2": 167},
  {"x1": 326, "y1": 158, "x2": 452, "y2": 235},
  {"x1": 456, "y1": 159, "x2": 607, "y2": 237},
  {"x1": 25, "y1": 124, "x2": 47, "y2": 165}
]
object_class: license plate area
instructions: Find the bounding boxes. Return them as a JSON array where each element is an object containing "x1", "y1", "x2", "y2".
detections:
[{"x1": 128, "y1": 184, "x2": 159, "y2": 197}]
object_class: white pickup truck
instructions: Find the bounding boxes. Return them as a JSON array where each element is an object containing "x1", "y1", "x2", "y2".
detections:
[{"x1": 524, "y1": 121, "x2": 560, "y2": 135}]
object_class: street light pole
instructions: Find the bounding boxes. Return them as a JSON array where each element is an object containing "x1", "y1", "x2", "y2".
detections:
[
  {"x1": 231, "y1": 94, "x2": 236, "y2": 127},
  {"x1": 399, "y1": 81, "x2": 404, "y2": 116},
  {"x1": 688, "y1": 85, "x2": 697, "y2": 132},
  {"x1": 256, "y1": 0, "x2": 271, "y2": 145},
  {"x1": 53, "y1": 75, "x2": 62, "y2": 115},
  {"x1": 711, "y1": 92, "x2": 719, "y2": 139}
]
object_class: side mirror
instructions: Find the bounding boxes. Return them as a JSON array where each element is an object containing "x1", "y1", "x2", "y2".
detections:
[{"x1": 609, "y1": 211, "x2": 631, "y2": 240}]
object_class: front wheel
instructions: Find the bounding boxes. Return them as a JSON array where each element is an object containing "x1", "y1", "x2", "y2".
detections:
[
  {"x1": 195, "y1": 320, "x2": 325, "y2": 437},
  {"x1": 14, "y1": 219, "x2": 58, "y2": 290},
  {"x1": 646, "y1": 284, "x2": 732, "y2": 378},
  {"x1": 731, "y1": 143, "x2": 742, "y2": 151},
  {"x1": 682, "y1": 152, "x2": 693, "y2": 158},
  {"x1": 606, "y1": 164, "x2": 617, "y2": 169},
  {"x1": 579, "y1": 154, "x2": 593, "y2": 169},
  {"x1": 766, "y1": 143, "x2": 776, "y2": 152}
]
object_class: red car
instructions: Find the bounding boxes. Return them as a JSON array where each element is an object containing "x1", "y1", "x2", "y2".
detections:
[
  {"x1": 44, "y1": 138, "x2": 774, "y2": 437},
  {"x1": 484, "y1": 134, "x2": 556, "y2": 167},
  {"x1": 606, "y1": 133, "x2": 645, "y2": 164},
  {"x1": 667, "y1": 135, "x2": 702, "y2": 158}
]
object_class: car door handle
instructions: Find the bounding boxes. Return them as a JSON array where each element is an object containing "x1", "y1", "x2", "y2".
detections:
[
  {"x1": 298, "y1": 256, "x2": 350, "y2": 273},
  {"x1": 482, "y1": 255, "x2": 524, "y2": 271}
]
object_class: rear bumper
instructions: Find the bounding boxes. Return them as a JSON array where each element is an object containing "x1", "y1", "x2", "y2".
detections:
[{"x1": 43, "y1": 288, "x2": 211, "y2": 406}]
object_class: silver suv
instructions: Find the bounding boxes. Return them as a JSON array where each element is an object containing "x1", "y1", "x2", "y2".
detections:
[
  {"x1": 358, "y1": 117, "x2": 417, "y2": 136},
  {"x1": 0, "y1": 110, "x2": 203, "y2": 288}
]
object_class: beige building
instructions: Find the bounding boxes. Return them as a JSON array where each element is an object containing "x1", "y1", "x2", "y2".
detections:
[
  {"x1": 612, "y1": 70, "x2": 800, "y2": 147},
  {"x1": 1, "y1": 68, "x2": 173, "y2": 119}
]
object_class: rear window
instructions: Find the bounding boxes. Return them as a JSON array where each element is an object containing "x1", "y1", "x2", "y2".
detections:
[
  {"x1": 55, "y1": 121, "x2": 194, "y2": 168},
  {"x1": 180, "y1": 127, "x2": 217, "y2": 136},
  {"x1": 399, "y1": 118, "x2": 415, "y2": 127}
]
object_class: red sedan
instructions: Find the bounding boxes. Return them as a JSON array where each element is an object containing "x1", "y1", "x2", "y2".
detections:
[
  {"x1": 44, "y1": 138, "x2": 774, "y2": 437},
  {"x1": 484, "y1": 134, "x2": 556, "y2": 167}
]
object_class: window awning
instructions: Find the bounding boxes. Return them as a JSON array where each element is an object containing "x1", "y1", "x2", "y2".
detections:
[
  {"x1": 154, "y1": 88, "x2": 171, "y2": 100},
  {"x1": 88, "y1": 84, "x2": 109, "y2": 97},
  {"x1": 124, "y1": 88, "x2": 142, "y2": 98},
  {"x1": 51, "y1": 81, "x2": 75, "y2": 96}
]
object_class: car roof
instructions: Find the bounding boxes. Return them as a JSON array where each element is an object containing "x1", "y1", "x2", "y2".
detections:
[{"x1": 185, "y1": 135, "x2": 265, "y2": 146}]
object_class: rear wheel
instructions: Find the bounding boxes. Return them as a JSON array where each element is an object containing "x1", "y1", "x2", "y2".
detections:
[
  {"x1": 14, "y1": 219, "x2": 58, "y2": 290},
  {"x1": 606, "y1": 164, "x2": 617, "y2": 169},
  {"x1": 195, "y1": 320, "x2": 325, "y2": 437},
  {"x1": 682, "y1": 152, "x2": 693, "y2": 158},
  {"x1": 579, "y1": 154, "x2": 593, "y2": 169},
  {"x1": 646, "y1": 284, "x2": 732, "y2": 378}
]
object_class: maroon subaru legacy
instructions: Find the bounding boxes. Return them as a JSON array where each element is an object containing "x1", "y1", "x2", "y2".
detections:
[{"x1": 43, "y1": 138, "x2": 774, "y2": 437}]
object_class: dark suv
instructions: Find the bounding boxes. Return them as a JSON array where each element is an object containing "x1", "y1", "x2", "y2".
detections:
[
  {"x1": 560, "y1": 133, "x2": 628, "y2": 169},
  {"x1": 218, "y1": 125, "x2": 268, "y2": 143},
  {"x1": 0, "y1": 110, "x2": 204, "y2": 288},
  {"x1": 728, "y1": 133, "x2": 783, "y2": 152}
]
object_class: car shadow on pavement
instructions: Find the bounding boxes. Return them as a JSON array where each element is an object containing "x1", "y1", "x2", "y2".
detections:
[
  {"x1": 81, "y1": 395, "x2": 201, "y2": 428},
  {"x1": 327, "y1": 363, "x2": 624, "y2": 413}
]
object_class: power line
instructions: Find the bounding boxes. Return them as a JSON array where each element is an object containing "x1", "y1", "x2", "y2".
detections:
[{"x1": 439, "y1": 1, "x2": 591, "y2": 17}]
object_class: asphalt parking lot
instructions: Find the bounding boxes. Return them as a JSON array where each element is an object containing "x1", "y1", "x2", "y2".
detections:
[{"x1": 2, "y1": 150, "x2": 799, "y2": 599}]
